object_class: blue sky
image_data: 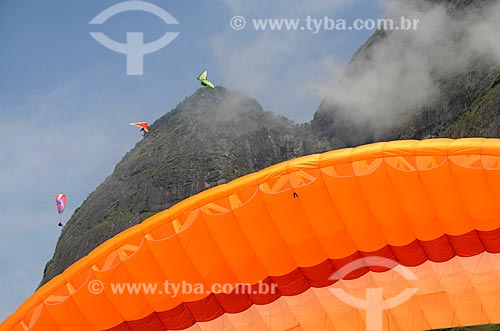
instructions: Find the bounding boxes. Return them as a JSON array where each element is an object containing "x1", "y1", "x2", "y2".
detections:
[{"x1": 0, "y1": 0, "x2": 383, "y2": 321}]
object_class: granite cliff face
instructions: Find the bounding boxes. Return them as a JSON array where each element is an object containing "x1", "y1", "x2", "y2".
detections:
[
  {"x1": 40, "y1": 87, "x2": 331, "y2": 285},
  {"x1": 311, "y1": 0, "x2": 500, "y2": 146}
]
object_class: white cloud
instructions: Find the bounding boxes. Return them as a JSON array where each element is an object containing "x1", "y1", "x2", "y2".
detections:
[
  {"x1": 318, "y1": 0, "x2": 500, "y2": 131},
  {"x1": 211, "y1": 0, "x2": 377, "y2": 121},
  {"x1": 214, "y1": 0, "x2": 500, "y2": 127}
]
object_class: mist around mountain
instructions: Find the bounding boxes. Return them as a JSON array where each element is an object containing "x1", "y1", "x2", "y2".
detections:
[
  {"x1": 40, "y1": 87, "x2": 332, "y2": 285},
  {"x1": 312, "y1": 0, "x2": 500, "y2": 147}
]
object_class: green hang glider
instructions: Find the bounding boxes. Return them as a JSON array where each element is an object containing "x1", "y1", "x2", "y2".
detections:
[{"x1": 197, "y1": 70, "x2": 215, "y2": 89}]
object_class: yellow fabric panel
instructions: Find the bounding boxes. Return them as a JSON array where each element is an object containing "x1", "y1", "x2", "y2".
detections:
[
  {"x1": 260, "y1": 190, "x2": 327, "y2": 267},
  {"x1": 322, "y1": 173, "x2": 387, "y2": 251},
  {"x1": 93, "y1": 262, "x2": 153, "y2": 321},
  {"x1": 121, "y1": 240, "x2": 172, "y2": 310},
  {"x1": 71, "y1": 273, "x2": 123, "y2": 329},
  {"x1": 354, "y1": 160, "x2": 415, "y2": 246},
  {"x1": 25, "y1": 305, "x2": 58, "y2": 331},
  {"x1": 449, "y1": 157, "x2": 500, "y2": 229},
  {"x1": 231, "y1": 191, "x2": 297, "y2": 275},
  {"x1": 202, "y1": 208, "x2": 268, "y2": 284},
  {"x1": 44, "y1": 296, "x2": 95, "y2": 331},
  {"x1": 294, "y1": 174, "x2": 358, "y2": 259},
  {"x1": 177, "y1": 212, "x2": 239, "y2": 289},
  {"x1": 146, "y1": 234, "x2": 209, "y2": 304},
  {"x1": 384, "y1": 157, "x2": 443, "y2": 241}
]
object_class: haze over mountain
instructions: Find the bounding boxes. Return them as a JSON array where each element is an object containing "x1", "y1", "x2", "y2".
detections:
[{"x1": 40, "y1": 87, "x2": 331, "y2": 284}]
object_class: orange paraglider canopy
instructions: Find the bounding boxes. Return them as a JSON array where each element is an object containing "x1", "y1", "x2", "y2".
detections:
[{"x1": 4, "y1": 138, "x2": 500, "y2": 331}]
